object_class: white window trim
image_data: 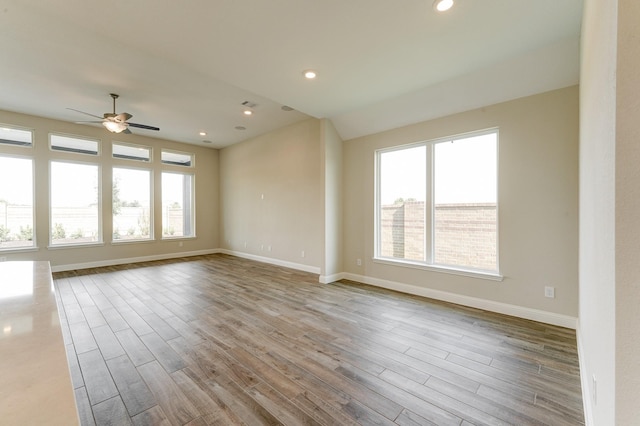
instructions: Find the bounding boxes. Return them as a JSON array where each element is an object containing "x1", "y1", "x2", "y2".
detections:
[
  {"x1": 161, "y1": 148, "x2": 195, "y2": 167},
  {"x1": 112, "y1": 141, "x2": 152, "y2": 163},
  {"x1": 112, "y1": 165, "x2": 154, "y2": 243},
  {"x1": 161, "y1": 171, "x2": 196, "y2": 239},
  {"x1": 0, "y1": 153, "x2": 36, "y2": 250},
  {"x1": 374, "y1": 128, "x2": 499, "y2": 276},
  {"x1": 49, "y1": 132, "x2": 101, "y2": 156},
  {"x1": 0, "y1": 123, "x2": 34, "y2": 148},
  {"x1": 49, "y1": 159, "x2": 103, "y2": 247}
]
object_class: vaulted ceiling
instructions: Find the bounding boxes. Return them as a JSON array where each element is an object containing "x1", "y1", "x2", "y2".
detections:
[{"x1": 0, "y1": 0, "x2": 583, "y2": 148}]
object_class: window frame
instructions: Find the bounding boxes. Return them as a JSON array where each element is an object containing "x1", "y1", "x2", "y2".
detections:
[
  {"x1": 112, "y1": 166, "x2": 154, "y2": 243},
  {"x1": 374, "y1": 128, "x2": 502, "y2": 280},
  {"x1": 50, "y1": 132, "x2": 100, "y2": 156},
  {"x1": 161, "y1": 149, "x2": 194, "y2": 167},
  {"x1": 161, "y1": 171, "x2": 196, "y2": 240},
  {"x1": 0, "y1": 124, "x2": 34, "y2": 148},
  {"x1": 48, "y1": 159, "x2": 103, "y2": 248},
  {"x1": 0, "y1": 153, "x2": 37, "y2": 252},
  {"x1": 112, "y1": 141, "x2": 152, "y2": 163}
]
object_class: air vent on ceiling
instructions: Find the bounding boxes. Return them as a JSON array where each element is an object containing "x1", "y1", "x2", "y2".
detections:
[{"x1": 241, "y1": 101, "x2": 257, "y2": 108}]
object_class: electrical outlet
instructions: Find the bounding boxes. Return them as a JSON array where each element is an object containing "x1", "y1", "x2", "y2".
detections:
[
  {"x1": 244, "y1": 242, "x2": 247, "y2": 248},
  {"x1": 544, "y1": 286, "x2": 555, "y2": 298},
  {"x1": 356, "y1": 258, "x2": 362, "y2": 266},
  {"x1": 260, "y1": 244, "x2": 264, "y2": 250},
  {"x1": 592, "y1": 374, "x2": 597, "y2": 405},
  {"x1": 268, "y1": 245, "x2": 272, "y2": 252},
  {"x1": 301, "y1": 250, "x2": 305, "y2": 258}
]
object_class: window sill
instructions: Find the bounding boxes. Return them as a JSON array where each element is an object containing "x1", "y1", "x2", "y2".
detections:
[
  {"x1": 0, "y1": 246, "x2": 39, "y2": 254},
  {"x1": 47, "y1": 242, "x2": 105, "y2": 250},
  {"x1": 111, "y1": 238, "x2": 154, "y2": 245},
  {"x1": 373, "y1": 257, "x2": 503, "y2": 281}
]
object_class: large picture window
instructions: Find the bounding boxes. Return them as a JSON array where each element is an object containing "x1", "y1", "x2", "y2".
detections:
[
  {"x1": 50, "y1": 161, "x2": 101, "y2": 246},
  {"x1": 161, "y1": 172, "x2": 194, "y2": 238},
  {"x1": 376, "y1": 130, "x2": 498, "y2": 273},
  {"x1": 0, "y1": 156, "x2": 35, "y2": 249},
  {"x1": 113, "y1": 167, "x2": 152, "y2": 241}
]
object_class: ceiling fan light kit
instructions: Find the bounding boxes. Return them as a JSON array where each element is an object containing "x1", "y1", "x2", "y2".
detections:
[{"x1": 433, "y1": 0, "x2": 454, "y2": 12}]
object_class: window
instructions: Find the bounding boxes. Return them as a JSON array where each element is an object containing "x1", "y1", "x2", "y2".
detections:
[
  {"x1": 113, "y1": 142, "x2": 151, "y2": 162},
  {"x1": 50, "y1": 161, "x2": 101, "y2": 245},
  {"x1": 161, "y1": 149, "x2": 193, "y2": 166},
  {"x1": 113, "y1": 168, "x2": 152, "y2": 241},
  {"x1": 0, "y1": 156, "x2": 34, "y2": 249},
  {"x1": 50, "y1": 134, "x2": 99, "y2": 155},
  {"x1": 162, "y1": 172, "x2": 194, "y2": 238},
  {"x1": 0, "y1": 126, "x2": 33, "y2": 147},
  {"x1": 376, "y1": 130, "x2": 498, "y2": 273}
]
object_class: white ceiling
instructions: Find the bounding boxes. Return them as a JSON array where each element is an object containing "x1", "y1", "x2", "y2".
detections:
[{"x1": 0, "y1": 0, "x2": 583, "y2": 148}]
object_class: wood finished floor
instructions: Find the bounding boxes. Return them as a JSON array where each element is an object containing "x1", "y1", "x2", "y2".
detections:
[{"x1": 53, "y1": 254, "x2": 584, "y2": 426}]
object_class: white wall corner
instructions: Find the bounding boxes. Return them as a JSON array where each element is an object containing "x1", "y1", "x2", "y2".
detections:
[
  {"x1": 219, "y1": 249, "x2": 322, "y2": 275},
  {"x1": 576, "y1": 320, "x2": 594, "y2": 426},
  {"x1": 319, "y1": 272, "x2": 346, "y2": 284}
]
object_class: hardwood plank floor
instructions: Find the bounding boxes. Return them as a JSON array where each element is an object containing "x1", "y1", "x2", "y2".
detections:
[{"x1": 53, "y1": 254, "x2": 584, "y2": 425}]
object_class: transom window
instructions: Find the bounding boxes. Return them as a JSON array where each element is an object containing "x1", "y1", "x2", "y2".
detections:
[
  {"x1": 50, "y1": 134, "x2": 100, "y2": 156},
  {"x1": 376, "y1": 129, "x2": 498, "y2": 273},
  {"x1": 113, "y1": 142, "x2": 151, "y2": 162},
  {"x1": 0, "y1": 125, "x2": 33, "y2": 147},
  {"x1": 161, "y1": 149, "x2": 193, "y2": 167}
]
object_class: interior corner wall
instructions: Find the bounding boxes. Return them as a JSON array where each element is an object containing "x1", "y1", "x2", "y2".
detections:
[
  {"x1": 343, "y1": 86, "x2": 579, "y2": 320},
  {"x1": 219, "y1": 118, "x2": 323, "y2": 271},
  {"x1": 615, "y1": 0, "x2": 640, "y2": 423},
  {"x1": 578, "y1": 0, "x2": 618, "y2": 424},
  {"x1": 320, "y1": 119, "x2": 343, "y2": 279}
]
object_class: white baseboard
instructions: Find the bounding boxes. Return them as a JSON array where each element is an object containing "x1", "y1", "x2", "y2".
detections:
[
  {"x1": 340, "y1": 272, "x2": 578, "y2": 329},
  {"x1": 319, "y1": 272, "x2": 346, "y2": 284},
  {"x1": 576, "y1": 321, "x2": 594, "y2": 425},
  {"x1": 219, "y1": 249, "x2": 321, "y2": 275},
  {"x1": 50, "y1": 249, "x2": 220, "y2": 273}
]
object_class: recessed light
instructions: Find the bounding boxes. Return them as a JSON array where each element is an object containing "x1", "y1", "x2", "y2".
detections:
[
  {"x1": 235, "y1": 126, "x2": 246, "y2": 131},
  {"x1": 433, "y1": 0, "x2": 454, "y2": 12},
  {"x1": 243, "y1": 110, "x2": 253, "y2": 116},
  {"x1": 199, "y1": 131, "x2": 207, "y2": 136},
  {"x1": 303, "y1": 70, "x2": 317, "y2": 79}
]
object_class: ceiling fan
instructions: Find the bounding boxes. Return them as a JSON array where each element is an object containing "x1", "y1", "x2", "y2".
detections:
[{"x1": 68, "y1": 93, "x2": 160, "y2": 134}]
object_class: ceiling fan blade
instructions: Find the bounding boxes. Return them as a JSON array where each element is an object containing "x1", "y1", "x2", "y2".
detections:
[
  {"x1": 67, "y1": 108, "x2": 103, "y2": 120},
  {"x1": 128, "y1": 122, "x2": 160, "y2": 131},
  {"x1": 104, "y1": 113, "x2": 117, "y2": 119},
  {"x1": 114, "y1": 113, "x2": 132, "y2": 122}
]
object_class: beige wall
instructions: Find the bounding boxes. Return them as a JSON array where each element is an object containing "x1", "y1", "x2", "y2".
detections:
[
  {"x1": 343, "y1": 86, "x2": 579, "y2": 318},
  {"x1": 615, "y1": 1, "x2": 640, "y2": 422},
  {"x1": 219, "y1": 118, "x2": 323, "y2": 271},
  {"x1": 0, "y1": 109, "x2": 219, "y2": 269}
]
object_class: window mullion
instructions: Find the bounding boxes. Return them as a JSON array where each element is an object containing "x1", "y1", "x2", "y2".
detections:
[{"x1": 425, "y1": 144, "x2": 434, "y2": 263}]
